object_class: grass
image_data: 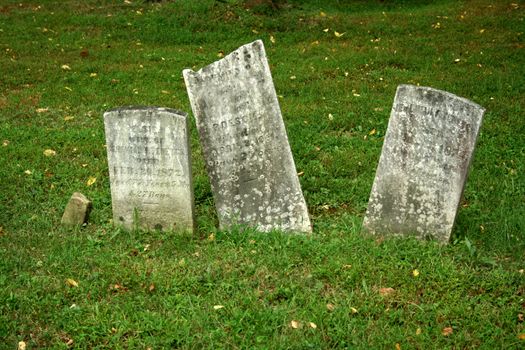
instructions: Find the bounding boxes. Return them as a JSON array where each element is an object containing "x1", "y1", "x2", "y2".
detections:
[{"x1": 0, "y1": 0, "x2": 524, "y2": 348}]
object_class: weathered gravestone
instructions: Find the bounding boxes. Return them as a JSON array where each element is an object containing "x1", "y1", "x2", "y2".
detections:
[
  {"x1": 104, "y1": 107, "x2": 195, "y2": 232},
  {"x1": 363, "y1": 85, "x2": 485, "y2": 243},
  {"x1": 183, "y1": 40, "x2": 311, "y2": 233}
]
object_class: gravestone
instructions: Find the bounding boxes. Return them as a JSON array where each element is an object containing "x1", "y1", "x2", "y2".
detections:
[
  {"x1": 183, "y1": 40, "x2": 311, "y2": 233},
  {"x1": 61, "y1": 192, "x2": 92, "y2": 226},
  {"x1": 363, "y1": 85, "x2": 485, "y2": 243},
  {"x1": 104, "y1": 107, "x2": 194, "y2": 232}
]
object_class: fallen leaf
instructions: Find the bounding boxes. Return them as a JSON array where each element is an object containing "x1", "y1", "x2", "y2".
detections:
[
  {"x1": 65, "y1": 86, "x2": 72, "y2": 91},
  {"x1": 379, "y1": 287, "x2": 395, "y2": 296},
  {"x1": 297, "y1": 171, "x2": 304, "y2": 176},
  {"x1": 442, "y1": 327, "x2": 453, "y2": 336},
  {"x1": 395, "y1": 343, "x2": 401, "y2": 350},
  {"x1": 518, "y1": 333, "x2": 525, "y2": 340},
  {"x1": 479, "y1": 29, "x2": 485, "y2": 34},
  {"x1": 412, "y1": 269, "x2": 420, "y2": 277},
  {"x1": 208, "y1": 233, "x2": 215, "y2": 241},
  {"x1": 290, "y1": 320, "x2": 301, "y2": 329},
  {"x1": 328, "y1": 113, "x2": 334, "y2": 120},
  {"x1": 518, "y1": 313, "x2": 524, "y2": 322},
  {"x1": 309, "y1": 322, "x2": 317, "y2": 329},
  {"x1": 36, "y1": 107, "x2": 49, "y2": 113},
  {"x1": 369, "y1": 128, "x2": 376, "y2": 136},
  {"x1": 350, "y1": 307, "x2": 358, "y2": 314},
  {"x1": 326, "y1": 303, "x2": 335, "y2": 311},
  {"x1": 43, "y1": 149, "x2": 56, "y2": 157},
  {"x1": 64, "y1": 116, "x2": 74, "y2": 121},
  {"x1": 18, "y1": 341, "x2": 26, "y2": 350},
  {"x1": 416, "y1": 328, "x2": 422, "y2": 335},
  {"x1": 323, "y1": 28, "x2": 329, "y2": 32},
  {"x1": 454, "y1": 58, "x2": 461, "y2": 63},
  {"x1": 24, "y1": 170, "x2": 32, "y2": 175},
  {"x1": 178, "y1": 258, "x2": 186, "y2": 266},
  {"x1": 86, "y1": 176, "x2": 97, "y2": 186},
  {"x1": 290, "y1": 75, "x2": 296, "y2": 80},
  {"x1": 149, "y1": 284, "x2": 155, "y2": 292},
  {"x1": 217, "y1": 51, "x2": 224, "y2": 58},
  {"x1": 90, "y1": 73, "x2": 97, "y2": 77},
  {"x1": 2, "y1": 140, "x2": 9, "y2": 146},
  {"x1": 213, "y1": 305, "x2": 225, "y2": 310},
  {"x1": 66, "y1": 278, "x2": 79, "y2": 287},
  {"x1": 270, "y1": 35, "x2": 276, "y2": 44},
  {"x1": 334, "y1": 31, "x2": 345, "y2": 38},
  {"x1": 320, "y1": 11, "x2": 326, "y2": 17},
  {"x1": 61, "y1": 64, "x2": 71, "y2": 70},
  {"x1": 161, "y1": 90, "x2": 169, "y2": 94}
]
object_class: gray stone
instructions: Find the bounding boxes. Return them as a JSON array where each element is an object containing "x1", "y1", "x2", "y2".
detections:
[
  {"x1": 104, "y1": 107, "x2": 194, "y2": 232},
  {"x1": 363, "y1": 85, "x2": 485, "y2": 243},
  {"x1": 61, "y1": 192, "x2": 92, "y2": 226},
  {"x1": 183, "y1": 40, "x2": 311, "y2": 233}
]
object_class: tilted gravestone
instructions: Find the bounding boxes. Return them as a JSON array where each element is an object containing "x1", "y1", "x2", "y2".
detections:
[
  {"x1": 104, "y1": 107, "x2": 195, "y2": 232},
  {"x1": 183, "y1": 40, "x2": 311, "y2": 233},
  {"x1": 363, "y1": 85, "x2": 485, "y2": 243}
]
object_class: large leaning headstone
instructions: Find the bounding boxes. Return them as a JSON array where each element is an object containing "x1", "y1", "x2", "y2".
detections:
[
  {"x1": 183, "y1": 40, "x2": 311, "y2": 233},
  {"x1": 363, "y1": 85, "x2": 485, "y2": 243},
  {"x1": 104, "y1": 107, "x2": 194, "y2": 232}
]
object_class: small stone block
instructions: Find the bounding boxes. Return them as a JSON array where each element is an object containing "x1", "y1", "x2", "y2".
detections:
[
  {"x1": 61, "y1": 192, "x2": 92, "y2": 226},
  {"x1": 363, "y1": 85, "x2": 485, "y2": 243}
]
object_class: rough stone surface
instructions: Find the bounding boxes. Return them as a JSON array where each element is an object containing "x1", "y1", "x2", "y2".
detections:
[
  {"x1": 104, "y1": 107, "x2": 194, "y2": 232},
  {"x1": 363, "y1": 85, "x2": 485, "y2": 243},
  {"x1": 183, "y1": 40, "x2": 311, "y2": 233},
  {"x1": 61, "y1": 192, "x2": 92, "y2": 226}
]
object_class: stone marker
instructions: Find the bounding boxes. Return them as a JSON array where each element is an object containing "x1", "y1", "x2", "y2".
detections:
[
  {"x1": 104, "y1": 107, "x2": 194, "y2": 232},
  {"x1": 363, "y1": 85, "x2": 485, "y2": 243},
  {"x1": 61, "y1": 192, "x2": 92, "y2": 226},
  {"x1": 183, "y1": 40, "x2": 311, "y2": 233}
]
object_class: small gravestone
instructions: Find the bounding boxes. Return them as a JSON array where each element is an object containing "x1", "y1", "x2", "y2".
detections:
[
  {"x1": 183, "y1": 40, "x2": 311, "y2": 233},
  {"x1": 61, "y1": 192, "x2": 92, "y2": 226},
  {"x1": 363, "y1": 85, "x2": 485, "y2": 243},
  {"x1": 104, "y1": 107, "x2": 194, "y2": 232}
]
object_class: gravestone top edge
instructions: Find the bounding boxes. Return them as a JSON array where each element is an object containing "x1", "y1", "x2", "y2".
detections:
[
  {"x1": 104, "y1": 106, "x2": 188, "y2": 117},
  {"x1": 396, "y1": 84, "x2": 486, "y2": 113},
  {"x1": 183, "y1": 39, "x2": 264, "y2": 77}
]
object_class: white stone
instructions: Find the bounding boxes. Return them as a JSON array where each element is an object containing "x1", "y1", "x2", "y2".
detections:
[
  {"x1": 363, "y1": 85, "x2": 485, "y2": 243},
  {"x1": 183, "y1": 40, "x2": 311, "y2": 233},
  {"x1": 104, "y1": 107, "x2": 194, "y2": 232}
]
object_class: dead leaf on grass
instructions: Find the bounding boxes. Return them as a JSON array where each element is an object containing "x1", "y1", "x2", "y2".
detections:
[
  {"x1": 66, "y1": 278, "x2": 79, "y2": 287},
  {"x1": 379, "y1": 287, "x2": 395, "y2": 296},
  {"x1": 290, "y1": 320, "x2": 301, "y2": 329},
  {"x1": 326, "y1": 303, "x2": 335, "y2": 311},
  {"x1": 442, "y1": 327, "x2": 453, "y2": 336}
]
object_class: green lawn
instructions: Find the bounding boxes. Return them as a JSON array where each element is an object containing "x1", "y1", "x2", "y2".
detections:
[{"x1": 0, "y1": 0, "x2": 524, "y2": 348}]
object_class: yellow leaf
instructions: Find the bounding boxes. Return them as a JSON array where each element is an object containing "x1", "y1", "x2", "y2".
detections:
[
  {"x1": 61, "y1": 64, "x2": 71, "y2": 70},
  {"x1": 350, "y1": 307, "x2": 358, "y2": 314},
  {"x1": 334, "y1": 31, "x2": 345, "y2": 38},
  {"x1": 369, "y1": 129, "x2": 376, "y2": 136},
  {"x1": 328, "y1": 113, "x2": 334, "y2": 120},
  {"x1": 66, "y1": 278, "x2": 79, "y2": 287},
  {"x1": 213, "y1": 305, "x2": 224, "y2": 310},
  {"x1": 395, "y1": 343, "x2": 401, "y2": 350},
  {"x1": 161, "y1": 90, "x2": 169, "y2": 94},
  {"x1": 24, "y1": 170, "x2": 32, "y2": 175},
  {"x1": 36, "y1": 108, "x2": 49, "y2": 113},
  {"x1": 18, "y1": 341, "x2": 26, "y2": 350},
  {"x1": 379, "y1": 287, "x2": 395, "y2": 296},
  {"x1": 2, "y1": 140, "x2": 9, "y2": 146},
  {"x1": 479, "y1": 29, "x2": 485, "y2": 34},
  {"x1": 518, "y1": 333, "x2": 525, "y2": 340},
  {"x1": 416, "y1": 328, "x2": 422, "y2": 335},
  {"x1": 412, "y1": 269, "x2": 420, "y2": 277},
  {"x1": 320, "y1": 11, "x2": 326, "y2": 17},
  {"x1": 86, "y1": 176, "x2": 97, "y2": 186},
  {"x1": 323, "y1": 28, "x2": 329, "y2": 32},
  {"x1": 290, "y1": 320, "x2": 301, "y2": 329},
  {"x1": 442, "y1": 327, "x2": 453, "y2": 336},
  {"x1": 252, "y1": 29, "x2": 259, "y2": 34},
  {"x1": 326, "y1": 303, "x2": 335, "y2": 311},
  {"x1": 217, "y1": 51, "x2": 224, "y2": 58},
  {"x1": 290, "y1": 75, "x2": 296, "y2": 80},
  {"x1": 208, "y1": 233, "x2": 215, "y2": 241},
  {"x1": 270, "y1": 35, "x2": 276, "y2": 44},
  {"x1": 149, "y1": 284, "x2": 155, "y2": 292},
  {"x1": 64, "y1": 116, "x2": 74, "y2": 121},
  {"x1": 308, "y1": 322, "x2": 317, "y2": 329},
  {"x1": 90, "y1": 73, "x2": 97, "y2": 77},
  {"x1": 43, "y1": 149, "x2": 56, "y2": 157},
  {"x1": 65, "y1": 86, "x2": 73, "y2": 91}
]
